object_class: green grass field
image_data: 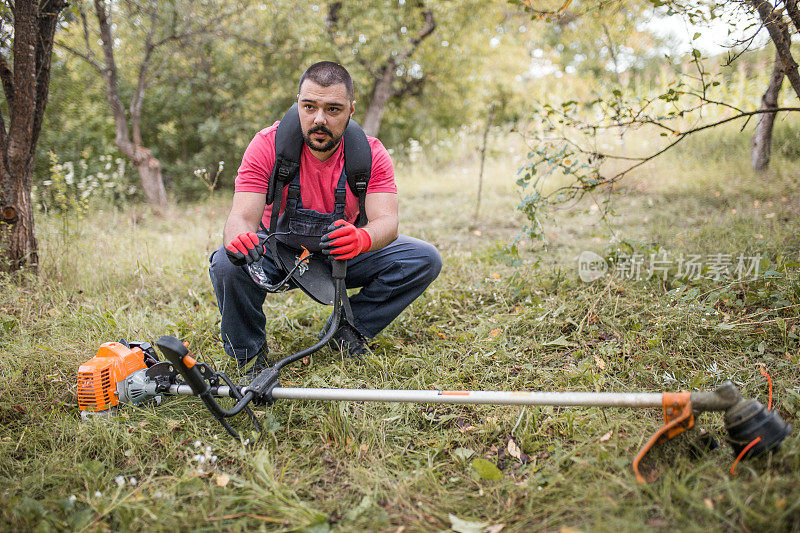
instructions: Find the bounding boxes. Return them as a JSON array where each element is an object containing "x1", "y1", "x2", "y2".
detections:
[{"x1": 1, "y1": 129, "x2": 799, "y2": 531}]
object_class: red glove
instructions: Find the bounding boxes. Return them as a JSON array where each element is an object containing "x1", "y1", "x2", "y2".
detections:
[
  {"x1": 225, "y1": 231, "x2": 265, "y2": 266},
  {"x1": 321, "y1": 220, "x2": 372, "y2": 260}
]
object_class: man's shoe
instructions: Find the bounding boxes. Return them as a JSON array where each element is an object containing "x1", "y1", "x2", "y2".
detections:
[
  {"x1": 319, "y1": 317, "x2": 369, "y2": 357},
  {"x1": 238, "y1": 345, "x2": 272, "y2": 384}
]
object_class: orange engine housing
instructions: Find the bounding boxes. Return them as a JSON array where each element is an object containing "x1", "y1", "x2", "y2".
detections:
[{"x1": 77, "y1": 342, "x2": 147, "y2": 412}]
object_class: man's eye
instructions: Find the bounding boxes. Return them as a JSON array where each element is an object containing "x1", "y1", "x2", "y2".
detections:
[
  {"x1": 328, "y1": 108, "x2": 341, "y2": 114},
  {"x1": 304, "y1": 104, "x2": 315, "y2": 111}
]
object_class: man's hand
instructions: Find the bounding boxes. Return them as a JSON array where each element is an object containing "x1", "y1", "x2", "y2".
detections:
[
  {"x1": 225, "y1": 231, "x2": 265, "y2": 266},
  {"x1": 321, "y1": 220, "x2": 372, "y2": 260}
]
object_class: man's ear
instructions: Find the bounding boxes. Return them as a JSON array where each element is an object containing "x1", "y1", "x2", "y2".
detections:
[{"x1": 350, "y1": 101, "x2": 356, "y2": 118}]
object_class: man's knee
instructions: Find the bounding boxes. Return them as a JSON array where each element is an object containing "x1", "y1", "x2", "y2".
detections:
[
  {"x1": 416, "y1": 240, "x2": 442, "y2": 285},
  {"x1": 209, "y1": 246, "x2": 244, "y2": 286},
  {"x1": 396, "y1": 238, "x2": 441, "y2": 287}
]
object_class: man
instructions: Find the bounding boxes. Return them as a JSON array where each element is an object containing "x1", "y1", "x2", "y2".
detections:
[{"x1": 209, "y1": 61, "x2": 442, "y2": 373}]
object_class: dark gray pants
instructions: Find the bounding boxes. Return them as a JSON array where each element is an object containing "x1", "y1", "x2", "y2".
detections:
[{"x1": 209, "y1": 235, "x2": 442, "y2": 364}]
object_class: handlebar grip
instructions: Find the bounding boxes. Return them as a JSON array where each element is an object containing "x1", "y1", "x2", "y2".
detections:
[
  {"x1": 155, "y1": 335, "x2": 209, "y2": 396},
  {"x1": 331, "y1": 259, "x2": 347, "y2": 280}
]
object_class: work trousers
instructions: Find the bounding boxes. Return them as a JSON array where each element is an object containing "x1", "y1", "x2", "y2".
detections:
[{"x1": 209, "y1": 235, "x2": 442, "y2": 364}]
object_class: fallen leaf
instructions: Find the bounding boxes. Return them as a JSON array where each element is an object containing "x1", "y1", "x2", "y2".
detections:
[
  {"x1": 593, "y1": 353, "x2": 606, "y2": 370},
  {"x1": 559, "y1": 528, "x2": 582, "y2": 533},
  {"x1": 449, "y1": 514, "x2": 487, "y2": 533},
  {"x1": 471, "y1": 458, "x2": 503, "y2": 480},
  {"x1": 703, "y1": 498, "x2": 713, "y2": 510},
  {"x1": 302, "y1": 356, "x2": 310, "y2": 365},
  {"x1": 598, "y1": 430, "x2": 613, "y2": 443},
  {"x1": 485, "y1": 525, "x2": 506, "y2": 533},
  {"x1": 765, "y1": 212, "x2": 776, "y2": 218},
  {"x1": 491, "y1": 273, "x2": 501, "y2": 279},
  {"x1": 489, "y1": 329, "x2": 502, "y2": 337},
  {"x1": 506, "y1": 437, "x2": 531, "y2": 463},
  {"x1": 453, "y1": 448, "x2": 475, "y2": 461},
  {"x1": 215, "y1": 473, "x2": 230, "y2": 487},
  {"x1": 775, "y1": 497, "x2": 786, "y2": 509}
]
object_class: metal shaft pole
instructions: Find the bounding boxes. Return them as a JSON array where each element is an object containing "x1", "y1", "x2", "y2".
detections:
[{"x1": 169, "y1": 385, "x2": 663, "y2": 408}]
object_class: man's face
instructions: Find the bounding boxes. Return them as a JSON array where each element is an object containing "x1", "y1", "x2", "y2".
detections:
[{"x1": 298, "y1": 80, "x2": 355, "y2": 157}]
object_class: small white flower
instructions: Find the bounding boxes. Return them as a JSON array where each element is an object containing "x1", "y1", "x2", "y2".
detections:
[
  {"x1": 94, "y1": 491, "x2": 102, "y2": 498},
  {"x1": 129, "y1": 477, "x2": 137, "y2": 486},
  {"x1": 154, "y1": 491, "x2": 163, "y2": 498},
  {"x1": 205, "y1": 446, "x2": 212, "y2": 454},
  {"x1": 68, "y1": 495, "x2": 77, "y2": 503},
  {"x1": 114, "y1": 475, "x2": 126, "y2": 487},
  {"x1": 210, "y1": 455, "x2": 218, "y2": 463},
  {"x1": 194, "y1": 440, "x2": 202, "y2": 448},
  {"x1": 198, "y1": 468, "x2": 204, "y2": 475}
]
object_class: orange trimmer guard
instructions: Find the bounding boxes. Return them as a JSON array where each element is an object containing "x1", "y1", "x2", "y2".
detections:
[{"x1": 632, "y1": 391, "x2": 695, "y2": 483}]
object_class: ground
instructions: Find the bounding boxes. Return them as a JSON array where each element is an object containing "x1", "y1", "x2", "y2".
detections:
[{"x1": 1, "y1": 128, "x2": 798, "y2": 531}]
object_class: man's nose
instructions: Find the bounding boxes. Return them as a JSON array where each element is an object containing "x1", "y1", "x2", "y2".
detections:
[{"x1": 313, "y1": 108, "x2": 326, "y2": 124}]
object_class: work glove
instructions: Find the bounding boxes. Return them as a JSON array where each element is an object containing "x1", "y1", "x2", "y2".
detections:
[
  {"x1": 320, "y1": 220, "x2": 372, "y2": 261},
  {"x1": 225, "y1": 231, "x2": 265, "y2": 266}
]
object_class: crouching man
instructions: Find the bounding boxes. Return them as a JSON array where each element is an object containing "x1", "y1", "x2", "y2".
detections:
[{"x1": 209, "y1": 61, "x2": 441, "y2": 374}]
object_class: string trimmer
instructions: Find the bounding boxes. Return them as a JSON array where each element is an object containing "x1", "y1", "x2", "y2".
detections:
[{"x1": 76, "y1": 259, "x2": 792, "y2": 482}]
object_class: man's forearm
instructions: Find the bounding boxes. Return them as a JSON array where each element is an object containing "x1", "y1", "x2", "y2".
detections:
[
  {"x1": 224, "y1": 215, "x2": 260, "y2": 244},
  {"x1": 223, "y1": 192, "x2": 268, "y2": 244},
  {"x1": 363, "y1": 215, "x2": 399, "y2": 251}
]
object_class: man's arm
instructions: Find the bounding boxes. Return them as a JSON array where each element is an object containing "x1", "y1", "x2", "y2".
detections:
[
  {"x1": 362, "y1": 192, "x2": 399, "y2": 250},
  {"x1": 223, "y1": 191, "x2": 267, "y2": 244}
]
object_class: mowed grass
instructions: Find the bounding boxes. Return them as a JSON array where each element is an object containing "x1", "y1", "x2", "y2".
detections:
[{"x1": 1, "y1": 127, "x2": 799, "y2": 532}]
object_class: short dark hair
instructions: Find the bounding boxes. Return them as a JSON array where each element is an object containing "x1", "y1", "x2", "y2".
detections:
[{"x1": 299, "y1": 61, "x2": 354, "y2": 101}]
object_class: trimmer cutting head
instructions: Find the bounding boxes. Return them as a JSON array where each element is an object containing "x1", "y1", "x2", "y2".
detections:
[{"x1": 724, "y1": 398, "x2": 792, "y2": 458}]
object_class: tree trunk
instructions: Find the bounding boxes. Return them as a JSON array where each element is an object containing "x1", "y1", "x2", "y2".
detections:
[
  {"x1": 94, "y1": 0, "x2": 168, "y2": 210},
  {"x1": 133, "y1": 147, "x2": 168, "y2": 207},
  {"x1": 0, "y1": 0, "x2": 67, "y2": 273},
  {"x1": 750, "y1": 0, "x2": 800, "y2": 101},
  {"x1": 474, "y1": 102, "x2": 496, "y2": 219},
  {"x1": 751, "y1": 50, "x2": 785, "y2": 171},
  {"x1": 330, "y1": 1, "x2": 435, "y2": 138},
  {"x1": 362, "y1": 68, "x2": 395, "y2": 137}
]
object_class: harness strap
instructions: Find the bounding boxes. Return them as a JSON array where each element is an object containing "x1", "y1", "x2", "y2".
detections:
[{"x1": 343, "y1": 120, "x2": 372, "y2": 228}]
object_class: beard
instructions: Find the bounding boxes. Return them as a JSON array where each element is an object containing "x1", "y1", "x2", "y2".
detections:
[{"x1": 302, "y1": 119, "x2": 348, "y2": 153}]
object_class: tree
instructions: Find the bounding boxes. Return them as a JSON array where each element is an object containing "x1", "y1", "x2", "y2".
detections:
[
  {"x1": 326, "y1": 0, "x2": 437, "y2": 137},
  {"x1": 0, "y1": 0, "x2": 68, "y2": 273},
  {"x1": 59, "y1": 0, "x2": 232, "y2": 209},
  {"x1": 514, "y1": 0, "x2": 800, "y2": 235}
]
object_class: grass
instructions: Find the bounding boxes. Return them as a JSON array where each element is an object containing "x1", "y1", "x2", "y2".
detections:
[{"x1": 1, "y1": 127, "x2": 799, "y2": 531}]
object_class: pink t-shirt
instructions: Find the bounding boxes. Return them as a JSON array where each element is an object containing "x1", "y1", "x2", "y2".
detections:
[{"x1": 235, "y1": 121, "x2": 397, "y2": 228}]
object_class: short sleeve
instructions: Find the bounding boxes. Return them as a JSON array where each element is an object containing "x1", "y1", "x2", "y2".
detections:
[
  {"x1": 234, "y1": 123, "x2": 279, "y2": 194},
  {"x1": 366, "y1": 138, "x2": 397, "y2": 194}
]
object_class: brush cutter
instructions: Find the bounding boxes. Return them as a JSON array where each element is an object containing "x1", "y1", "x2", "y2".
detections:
[{"x1": 76, "y1": 259, "x2": 792, "y2": 482}]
